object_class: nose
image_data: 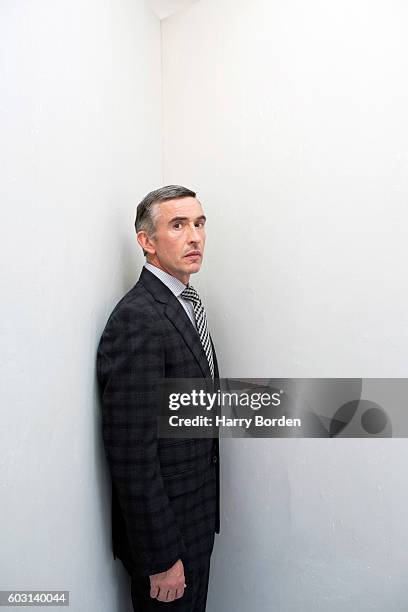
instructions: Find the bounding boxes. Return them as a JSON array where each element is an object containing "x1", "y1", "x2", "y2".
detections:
[{"x1": 187, "y1": 224, "x2": 201, "y2": 244}]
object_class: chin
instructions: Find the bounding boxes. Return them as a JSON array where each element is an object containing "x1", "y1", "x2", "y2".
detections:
[
  {"x1": 186, "y1": 265, "x2": 201, "y2": 274},
  {"x1": 188, "y1": 263, "x2": 202, "y2": 274}
]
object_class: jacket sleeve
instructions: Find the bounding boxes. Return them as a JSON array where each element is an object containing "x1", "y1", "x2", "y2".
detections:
[{"x1": 96, "y1": 306, "x2": 186, "y2": 576}]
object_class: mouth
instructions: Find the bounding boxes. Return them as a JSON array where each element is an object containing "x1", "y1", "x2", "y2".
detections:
[{"x1": 184, "y1": 251, "x2": 201, "y2": 258}]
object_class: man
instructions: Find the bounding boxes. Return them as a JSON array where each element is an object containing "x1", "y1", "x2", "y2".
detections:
[{"x1": 97, "y1": 185, "x2": 220, "y2": 611}]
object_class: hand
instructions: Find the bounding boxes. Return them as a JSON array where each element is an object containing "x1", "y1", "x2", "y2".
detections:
[{"x1": 149, "y1": 559, "x2": 186, "y2": 602}]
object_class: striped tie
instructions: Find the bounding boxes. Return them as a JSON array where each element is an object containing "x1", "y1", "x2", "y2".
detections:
[{"x1": 180, "y1": 285, "x2": 214, "y2": 379}]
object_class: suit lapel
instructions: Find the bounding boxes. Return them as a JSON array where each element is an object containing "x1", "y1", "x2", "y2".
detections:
[
  {"x1": 140, "y1": 267, "x2": 212, "y2": 378},
  {"x1": 211, "y1": 336, "x2": 219, "y2": 378},
  {"x1": 164, "y1": 296, "x2": 212, "y2": 378}
]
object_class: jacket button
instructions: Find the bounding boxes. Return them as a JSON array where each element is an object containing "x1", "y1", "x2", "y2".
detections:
[{"x1": 212, "y1": 455, "x2": 218, "y2": 463}]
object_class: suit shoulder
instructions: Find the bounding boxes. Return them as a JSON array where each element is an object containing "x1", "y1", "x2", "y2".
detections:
[{"x1": 102, "y1": 280, "x2": 158, "y2": 332}]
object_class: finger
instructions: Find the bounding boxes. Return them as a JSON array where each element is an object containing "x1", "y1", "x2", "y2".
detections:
[
  {"x1": 166, "y1": 590, "x2": 176, "y2": 602},
  {"x1": 157, "y1": 588, "x2": 169, "y2": 602},
  {"x1": 150, "y1": 584, "x2": 159, "y2": 599},
  {"x1": 174, "y1": 588, "x2": 185, "y2": 600}
]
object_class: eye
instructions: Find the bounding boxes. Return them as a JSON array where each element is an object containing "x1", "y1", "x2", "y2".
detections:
[
  {"x1": 173, "y1": 222, "x2": 183, "y2": 229},
  {"x1": 195, "y1": 221, "x2": 205, "y2": 228}
]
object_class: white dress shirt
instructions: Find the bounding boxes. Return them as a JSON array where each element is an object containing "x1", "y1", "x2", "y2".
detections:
[{"x1": 144, "y1": 262, "x2": 197, "y2": 329}]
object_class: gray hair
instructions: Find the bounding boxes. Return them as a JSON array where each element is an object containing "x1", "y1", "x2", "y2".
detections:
[{"x1": 135, "y1": 184, "x2": 197, "y2": 256}]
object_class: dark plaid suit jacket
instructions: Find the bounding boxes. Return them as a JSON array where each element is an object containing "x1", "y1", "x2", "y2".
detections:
[{"x1": 97, "y1": 267, "x2": 220, "y2": 577}]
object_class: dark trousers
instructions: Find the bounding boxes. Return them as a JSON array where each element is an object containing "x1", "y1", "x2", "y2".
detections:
[{"x1": 130, "y1": 558, "x2": 211, "y2": 612}]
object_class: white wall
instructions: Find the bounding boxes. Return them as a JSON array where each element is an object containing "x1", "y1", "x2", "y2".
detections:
[
  {"x1": 162, "y1": 1, "x2": 408, "y2": 610},
  {"x1": 0, "y1": 1, "x2": 161, "y2": 610},
  {"x1": 3, "y1": 0, "x2": 408, "y2": 609}
]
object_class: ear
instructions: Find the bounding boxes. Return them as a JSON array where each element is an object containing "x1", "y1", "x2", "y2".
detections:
[{"x1": 137, "y1": 230, "x2": 156, "y2": 256}]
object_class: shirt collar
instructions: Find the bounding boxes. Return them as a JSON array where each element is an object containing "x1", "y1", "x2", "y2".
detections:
[{"x1": 144, "y1": 262, "x2": 187, "y2": 298}]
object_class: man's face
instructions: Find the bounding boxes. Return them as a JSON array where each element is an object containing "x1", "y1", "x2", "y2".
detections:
[{"x1": 138, "y1": 197, "x2": 207, "y2": 284}]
